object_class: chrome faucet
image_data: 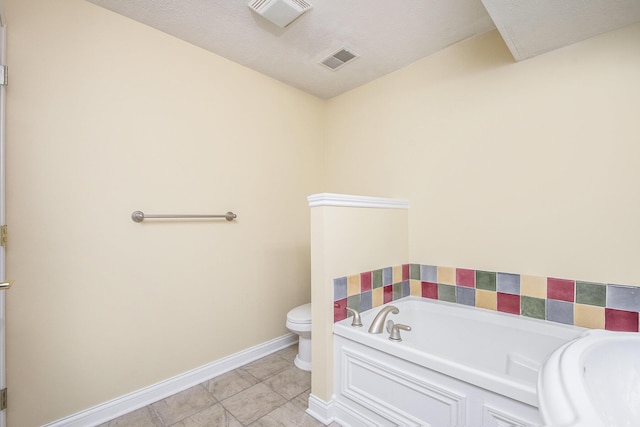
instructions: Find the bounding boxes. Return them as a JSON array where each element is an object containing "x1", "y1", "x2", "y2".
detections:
[
  {"x1": 345, "y1": 307, "x2": 363, "y2": 327},
  {"x1": 388, "y1": 322, "x2": 412, "y2": 341},
  {"x1": 368, "y1": 305, "x2": 399, "y2": 334}
]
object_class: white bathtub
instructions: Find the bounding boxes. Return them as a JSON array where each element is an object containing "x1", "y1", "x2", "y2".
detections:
[{"x1": 332, "y1": 296, "x2": 584, "y2": 427}]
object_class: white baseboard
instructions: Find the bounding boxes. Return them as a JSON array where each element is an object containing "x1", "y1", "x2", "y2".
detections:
[
  {"x1": 43, "y1": 333, "x2": 297, "y2": 427},
  {"x1": 306, "y1": 393, "x2": 335, "y2": 425}
]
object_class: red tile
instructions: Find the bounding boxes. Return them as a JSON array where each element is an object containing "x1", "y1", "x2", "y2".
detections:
[
  {"x1": 605, "y1": 308, "x2": 639, "y2": 332},
  {"x1": 334, "y1": 299, "x2": 347, "y2": 323},
  {"x1": 383, "y1": 285, "x2": 393, "y2": 304},
  {"x1": 422, "y1": 281, "x2": 438, "y2": 300},
  {"x1": 360, "y1": 271, "x2": 372, "y2": 292},
  {"x1": 456, "y1": 268, "x2": 475, "y2": 288},
  {"x1": 547, "y1": 278, "x2": 575, "y2": 302},
  {"x1": 497, "y1": 293, "x2": 520, "y2": 315},
  {"x1": 402, "y1": 264, "x2": 410, "y2": 281}
]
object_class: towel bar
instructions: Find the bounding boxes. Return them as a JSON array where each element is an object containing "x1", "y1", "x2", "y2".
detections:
[{"x1": 131, "y1": 211, "x2": 237, "y2": 223}]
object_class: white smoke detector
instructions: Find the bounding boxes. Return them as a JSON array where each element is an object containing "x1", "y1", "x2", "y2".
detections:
[{"x1": 248, "y1": 0, "x2": 312, "y2": 28}]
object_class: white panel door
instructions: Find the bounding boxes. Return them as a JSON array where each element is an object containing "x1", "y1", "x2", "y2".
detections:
[{"x1": 0, "y1": 2, "x2": 8, "y2": 426}]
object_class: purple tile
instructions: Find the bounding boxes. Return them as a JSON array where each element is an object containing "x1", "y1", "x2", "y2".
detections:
[
  {"x1": 360, "y1": 291, "x2": 373, "y2": 312},
  {"x1": 456, "y1": 286, "x2": 475, "y2": 306},
  {"x1": 547, "y1": 299, "x2": 574, "y2": 325},
  {"x1": 401, "y1": 280, "x2": 410, "y2": 298},
  {"x1": 607, "y1": 284, "x2": 640, "y2": 312},
  {"x1": 333, "y1": 277, "x2": 347, "y2": 301},
  {"x1": 421, "y1": 265, "x2": 437, "y2": 282},
  {"x1": 382, "y1": 267, "x2": 393, "y2": 286},
  {"x1": 497, "y1": 272, "x2": 520, "y2": 295}
]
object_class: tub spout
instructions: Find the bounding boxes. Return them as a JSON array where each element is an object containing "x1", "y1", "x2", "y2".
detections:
[{"x1": 368, "y1": 305, "x2": 399, "y2": 334}]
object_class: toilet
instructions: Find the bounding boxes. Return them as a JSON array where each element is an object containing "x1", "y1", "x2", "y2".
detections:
[{"x1": 286, "y1": 303, "x2": 312, "y2": 371}]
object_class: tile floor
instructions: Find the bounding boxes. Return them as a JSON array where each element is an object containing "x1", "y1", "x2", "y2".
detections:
[{"x1": 99, "y1": 345, "x2": 341, "y2": 427}]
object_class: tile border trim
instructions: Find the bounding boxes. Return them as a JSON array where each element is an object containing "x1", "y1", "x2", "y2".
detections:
[{"x1": 334, "y1": 263, "x2": 640, "y2": 332}]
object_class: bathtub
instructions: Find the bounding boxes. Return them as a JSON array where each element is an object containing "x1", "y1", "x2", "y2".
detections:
[{"x1": 332, "y1": 296, "x2": 583, "y2": 427}]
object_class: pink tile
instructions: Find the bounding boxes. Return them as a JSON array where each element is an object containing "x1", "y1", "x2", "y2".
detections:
[
  {"x1": 383, "y1": 285, "x2": 393, "y2": 304},
  {"x1": 497, "y1": 292, "x2": 520, "y2": 315},
  {"x1": 456, "y1": 268, "x2": 475, "y2": 288},
  {"x1": 605, "y1": 308, "x2": 639, "y2": 332},
  {"x1": 402, "y1": 264, "x2": 410, "y2": 281},
  {"x1": 547, "y1": 278, "x2": 575, "y2": 302},
  {"x1": 334, "y1": 299, "x2": 347, "y2": 323},
  {"x1": 421, "y1": 282, "x2": 438, "y2": 300},
  {"x1": 360, "y1": 271, "x2": 372, "y2": 292}
]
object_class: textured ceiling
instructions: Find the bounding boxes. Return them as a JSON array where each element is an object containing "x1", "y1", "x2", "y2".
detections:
[
  {"x1": 87, "y1": 0, "x2": 640, "y2": 99},
  {"x1": 483, "y1": 0, "x2": 640, "y2": 61}
]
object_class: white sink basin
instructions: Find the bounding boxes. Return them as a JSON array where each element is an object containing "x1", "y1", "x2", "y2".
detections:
[{"x1": 538, "y1": 329, "x2": 640, "y2": 427}]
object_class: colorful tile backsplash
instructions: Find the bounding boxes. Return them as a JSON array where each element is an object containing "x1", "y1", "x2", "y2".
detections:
[{"x1": 333, "y1": 264, "x2": 640, "y2": 332}]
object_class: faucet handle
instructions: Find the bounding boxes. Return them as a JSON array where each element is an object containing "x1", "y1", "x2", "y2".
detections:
[
  {"x1": 385, "y1": 319, "x2": 395, "y2": 334},
  {"x1": 345, "y1": 307, "x2": 363, "y2": 327},
  {"x1": 388, "y1": 323, "x2": 412, "y2": 341}
]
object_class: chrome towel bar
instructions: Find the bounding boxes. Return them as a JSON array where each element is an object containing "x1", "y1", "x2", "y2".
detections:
[{"x1": 131, "y1": 211, "x2": 237, "y2": 223}]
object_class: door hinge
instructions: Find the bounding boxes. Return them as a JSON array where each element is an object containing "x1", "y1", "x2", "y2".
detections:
[
  {"x1": 0, "y1": 388, "x2": 6, "y2": 410},
  {"x1": 0, "y1": 225, "x2": 6, "y2": 247},
  {"x1": 0, "y1": 65, "x2": 6, "y2": 86}
]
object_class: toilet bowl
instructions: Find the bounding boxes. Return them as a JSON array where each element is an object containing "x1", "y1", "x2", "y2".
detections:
[{"x1": 286, "y1": 303, "x2": 312, "y2": 371}]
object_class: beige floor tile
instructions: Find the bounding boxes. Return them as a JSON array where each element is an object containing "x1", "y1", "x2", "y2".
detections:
[
  {"x1": 263, "y1": 366, "x2": 311, "y2": 400},
  {"x1": 99, "y1": 406, "x2": 163, "y2": 427},
  {"x1": 249, "y1": 402, "x2": 324, "y2": 427},
  {"x1": 97, "y1": 348, "x2": 342, "y2": 427},
  {"x1": 290, "y1": 389, "x2": 310, "y2": 412},
  {"x1": 151, "y1": 385, "x2": 217, "y2": 425},
  {"x1": 221, "y1": 382, "x2": 287, "y2": 425},
  {"x1": 204, "y1": 368, "x2": 259, "y2": 401},
  {"x1": 170, "y1": 403, "x2": 243, "y2": 427},
  {"x1": 275, "y1": 344, "x2": 298, "y2": 363},
  {"x1": 242, "y1": 353, "x2": 291, "y2": 380}
]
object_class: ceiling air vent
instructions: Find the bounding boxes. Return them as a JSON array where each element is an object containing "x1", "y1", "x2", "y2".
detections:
[
  {"x1": 248, "y1": 0, "x2": 312, "y2": 28},
  {"x1": 320, "y1": 48, "x2": 358, "y2": 71}
]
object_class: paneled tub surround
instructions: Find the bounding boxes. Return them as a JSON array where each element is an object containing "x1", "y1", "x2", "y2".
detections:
[
  {"x1": 333, "y1": 264, "x2": 640, "y2": 332},
  {"x1": 333, "y1": 297, "x2": 583, "y2": 426}
]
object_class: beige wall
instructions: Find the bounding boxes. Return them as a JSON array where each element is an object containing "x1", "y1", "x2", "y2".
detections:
[
  {"x1": 309, "y1": 204, "x2": 408, "y2": 401},
  {"x1": 5, "y1": 0, "x2": 324, "y2": 425},
  {"x1": 325, "y1": 24, "x2": 640, "y2": 287},
  {"x1": 5, "y1": 0, "x2": 640, "y2": 424}
]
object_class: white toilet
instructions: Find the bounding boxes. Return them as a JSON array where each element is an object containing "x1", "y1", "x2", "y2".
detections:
[{"x1": 286, "y1": 303, "x2": 312, "y2": 371}]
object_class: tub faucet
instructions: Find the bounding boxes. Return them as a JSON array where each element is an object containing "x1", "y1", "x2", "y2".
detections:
[
  {"x1": 388, "y1": 322, "x2": 412, "y2": 341},
  {"x1": 368, "y1": 305, "x2": 399, "y2": 334},
  {"x1": 345, "y1": 307, "x2": 363, "y2": 327}
]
